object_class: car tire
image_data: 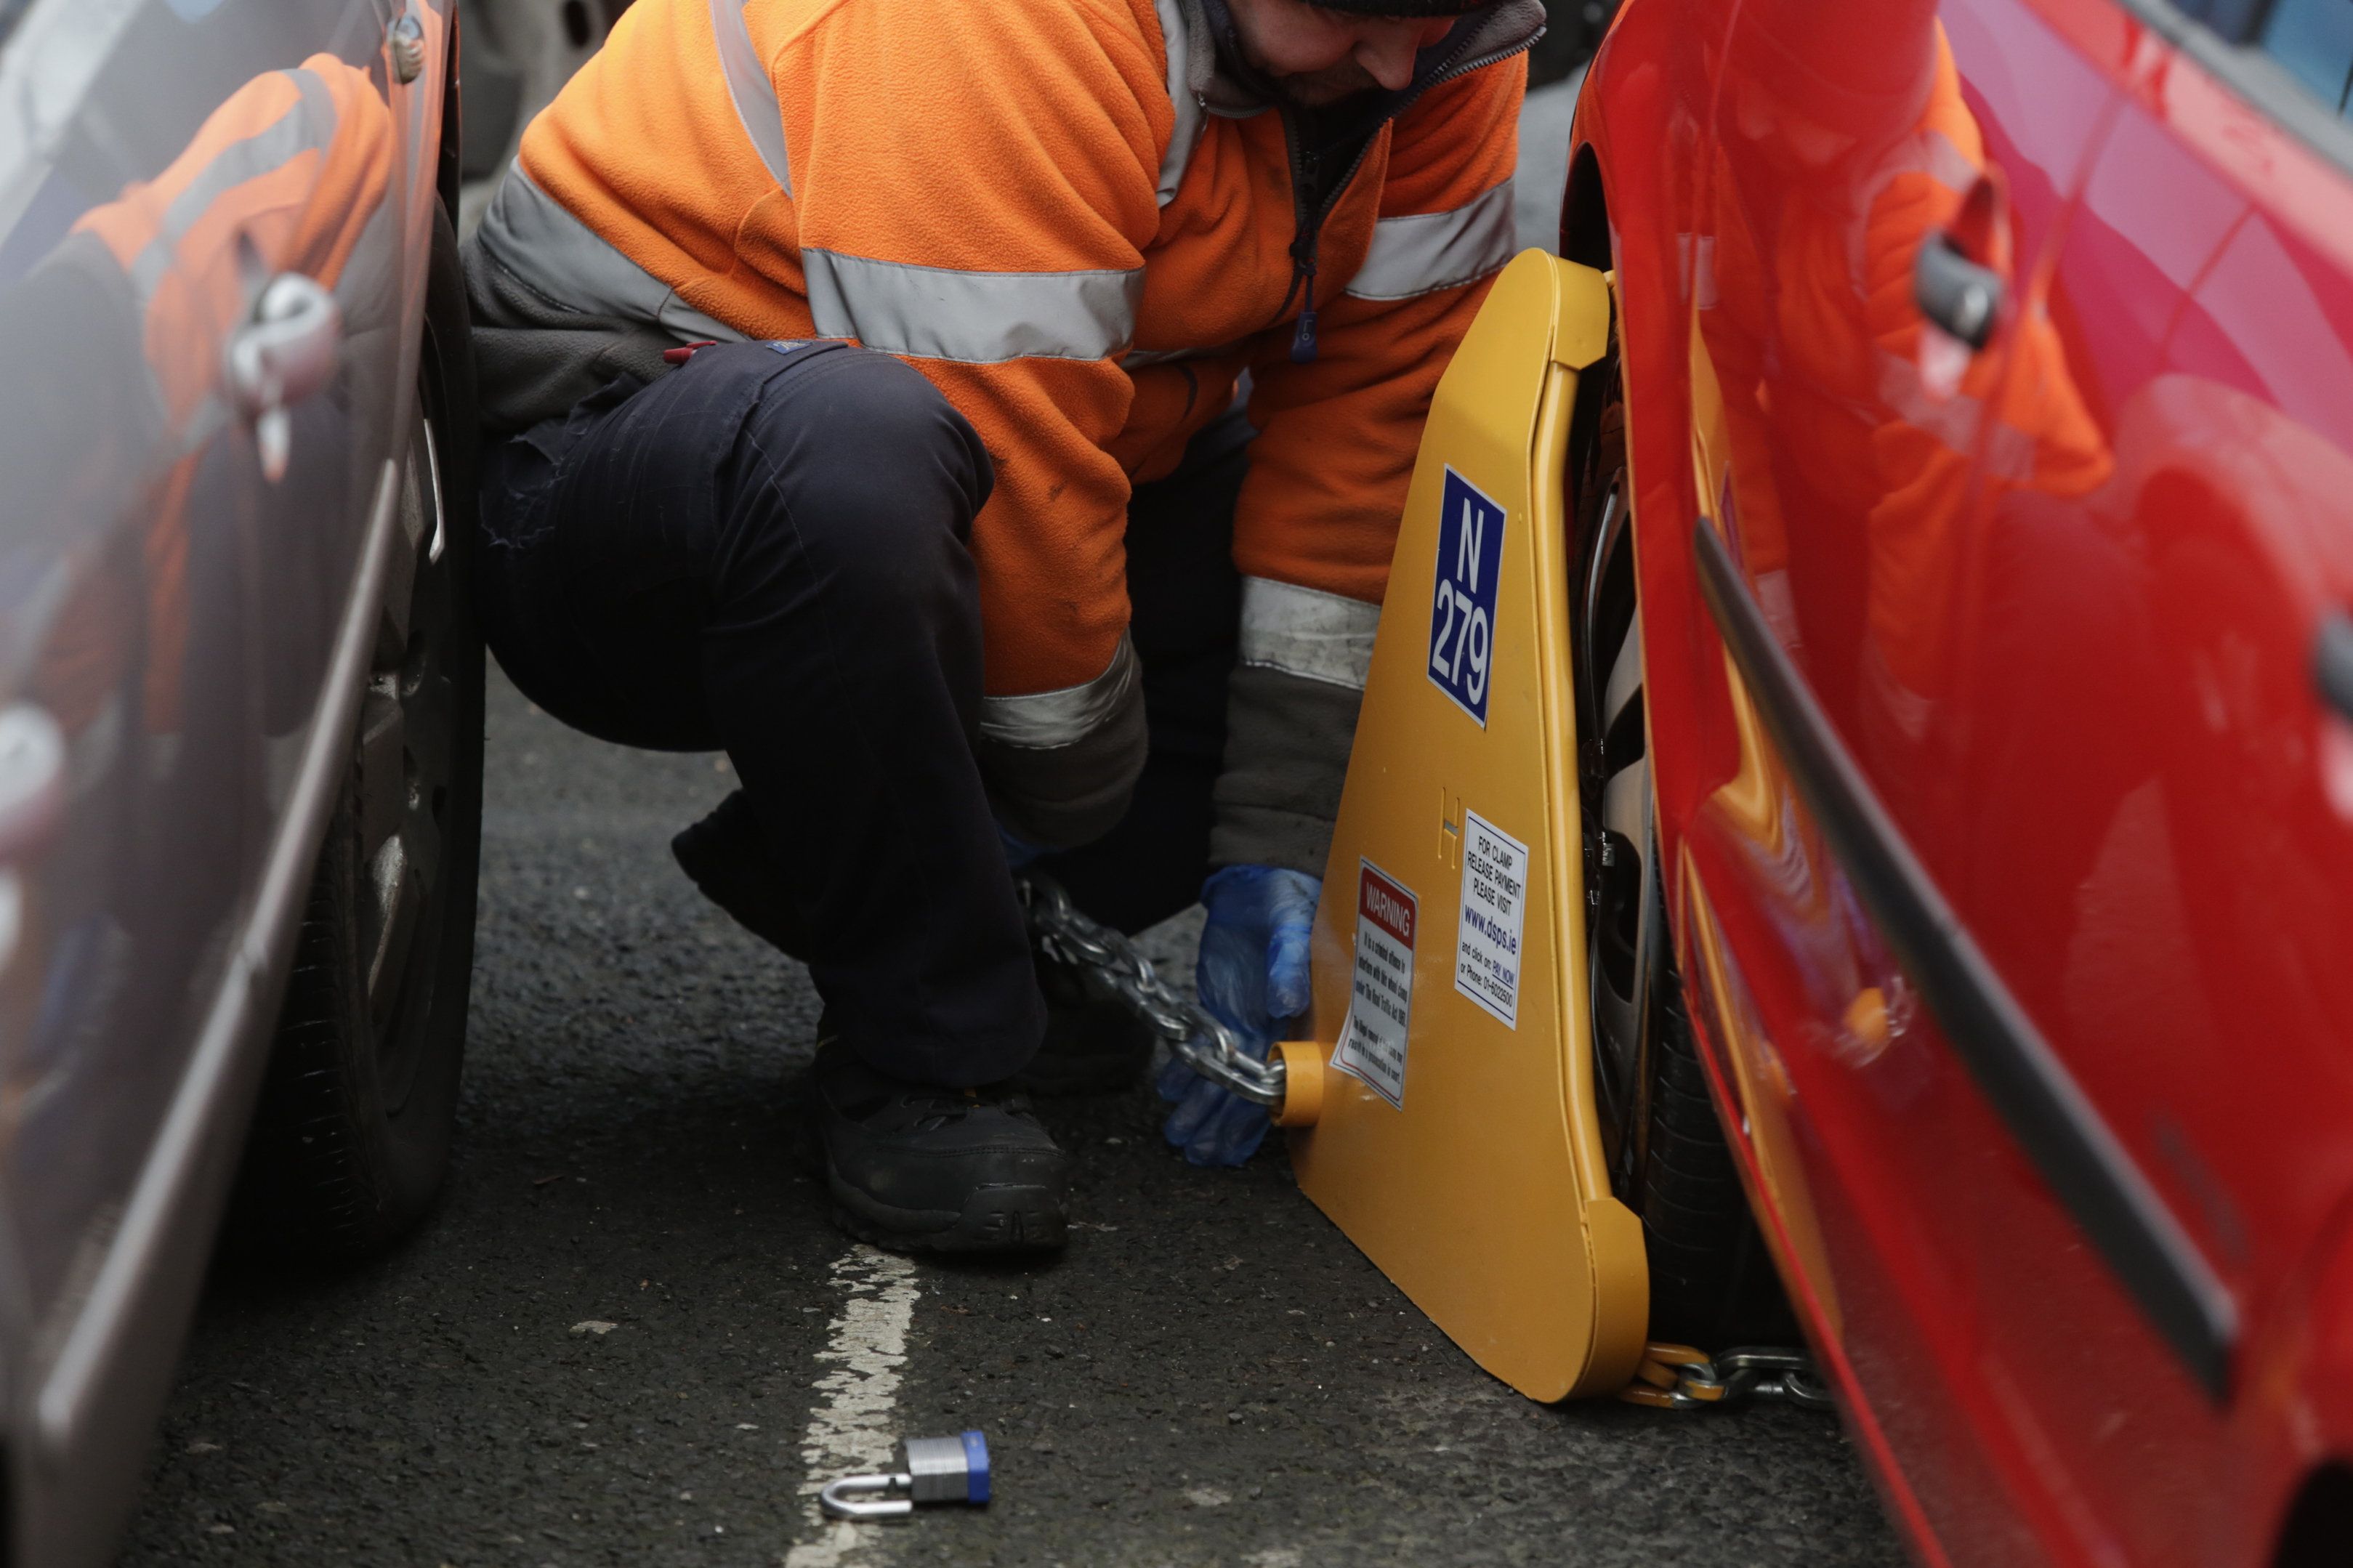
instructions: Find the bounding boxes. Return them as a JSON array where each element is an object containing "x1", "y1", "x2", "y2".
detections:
[
  {"x1": 454, "y1": 0, "x2": 630, "y2": 188},
  {"x1": 1572, "y1": 345, "x2": 1795, "y2": 1349},
  {"x1": 229, "y1": 200, "x2": 484, "y2": 1261}
]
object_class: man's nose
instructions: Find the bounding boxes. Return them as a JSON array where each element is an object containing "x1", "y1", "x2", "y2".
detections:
[
  {"x1": 1357, "y1": 18, "x2": 1451, "y2": 91},
  {"x1": 1357, "y1": 37, "x2": 1420, "y2": 90}
]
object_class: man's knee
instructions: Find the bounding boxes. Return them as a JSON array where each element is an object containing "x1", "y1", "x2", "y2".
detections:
[
  {"x1": 737, "y1": 344, "x2": 992, "y2": 554},
  {"x1": 677, "y1": 343, "x2": 992, "y2": 642}
]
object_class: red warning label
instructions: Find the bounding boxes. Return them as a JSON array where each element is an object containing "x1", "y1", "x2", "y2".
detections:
[
  {"x1": 1332, "y1": 860, "x2": 1416, "y2": 1110},
  {"x1": 1360, "y1": 865, "x2": 1416, "y2": 947}
]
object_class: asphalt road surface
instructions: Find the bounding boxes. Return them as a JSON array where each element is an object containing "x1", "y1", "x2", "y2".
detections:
[{"x1": 118, "y1": 663, "x2": 1908, "y2": 1567}]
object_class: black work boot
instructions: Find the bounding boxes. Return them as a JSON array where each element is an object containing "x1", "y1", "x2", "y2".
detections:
[
  {"x1": 1010, "y1": 946, "x2": 1158, "y2": 1096},
  {"x1": 796, "y1": 1038, "x2": 1071, "y2": 1254},
  {"x1": 673, "y1": 789, "x2": 812, "y2": 959}
]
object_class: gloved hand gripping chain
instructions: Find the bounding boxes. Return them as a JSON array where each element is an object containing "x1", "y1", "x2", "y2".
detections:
[{"x1": 1017, "y1": 874, "x2": 1288, "y2": 1108}]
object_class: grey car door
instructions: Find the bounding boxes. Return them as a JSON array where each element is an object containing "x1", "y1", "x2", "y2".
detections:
[{"x1": 0, "y1": 0, "x2": 409, "y2": 1561}]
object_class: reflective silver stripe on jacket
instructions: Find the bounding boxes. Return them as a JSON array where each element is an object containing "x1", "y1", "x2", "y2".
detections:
[
  {"x1": 804, "y1": 248, "x2": 1142, "y2": 364},
  {"x1": 1344, "y1": 179, "x2": 1518, "y2": 302},
  {"x1": 474, "y1": 162, "x2": 745, "y2": 345},
  {"x1": 981, "y1": 634, "x2": 1141, "y2": 749},
  {"x1": 1151, "y1": 0, "x2": 1208, "y2": 207},
  {"x1": 711, "y1": 0, "x2": 792, "y2": 193},
  {"x1": 1238, "y1": 577, "x2": 1379, "y2": 690}
]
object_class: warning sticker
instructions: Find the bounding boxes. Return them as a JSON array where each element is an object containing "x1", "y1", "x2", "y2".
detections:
[
  {"x1": 1331, "y1": 860, "x2": 1416, "y2": 1110},
  {"x1": 1454, "y1": 810, "x2": 1529, "y2": 1028}
]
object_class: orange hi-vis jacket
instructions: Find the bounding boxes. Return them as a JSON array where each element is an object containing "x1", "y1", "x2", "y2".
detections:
[{"x1": 469, "y1": 0, "x2": 1537, "y2": 792}]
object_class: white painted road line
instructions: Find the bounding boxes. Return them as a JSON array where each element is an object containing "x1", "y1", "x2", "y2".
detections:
[{"x1": 782, "y1": 1245, "x2": 921, "y2": 1567}]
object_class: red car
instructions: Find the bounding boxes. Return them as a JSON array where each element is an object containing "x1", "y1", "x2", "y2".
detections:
[{"x1": 1564, "y1": 0, "x2": 2353, "y2": 1560}]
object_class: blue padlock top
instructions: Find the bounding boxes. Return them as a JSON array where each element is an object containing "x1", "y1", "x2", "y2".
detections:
[{"x1": 961, "y1": 1429, "x2": 990, "y2": 1504}]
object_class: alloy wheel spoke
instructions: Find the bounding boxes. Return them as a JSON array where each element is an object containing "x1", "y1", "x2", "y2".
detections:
[
  {"x1": 358, "y1": 687, "x2": 408, "y2": 863},
  {"x1": 399, "y1": 793, "x2": 444, "y2": 902},
  {"x1": 402, "y1": 668, "x2": 454, "y2": 797},
  {"x1": 366, "y1": 835, "x2": 424, "y2": 1022}
]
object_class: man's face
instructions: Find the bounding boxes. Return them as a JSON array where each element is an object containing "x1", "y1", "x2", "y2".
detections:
[{"x1": 1225, "y1": 0, "x2": 1458, "y2": 106}]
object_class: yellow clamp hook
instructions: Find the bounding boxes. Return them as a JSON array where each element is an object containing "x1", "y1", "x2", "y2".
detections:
[
  {"x1": 1272, "y1": 1040, "x2": 1325, "y2": 1127},
  {"x1": 1616, "y1": 1343, "x2": 1834, "y2": 1411},
  {"x1": 1617, "y1": 1343, "x2": 1724, "y2": 1410}
]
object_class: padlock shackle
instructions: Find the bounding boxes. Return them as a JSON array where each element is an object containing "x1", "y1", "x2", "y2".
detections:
[{"x1": 818, "y1": 1472, "x2": 916, "y2": 1521}]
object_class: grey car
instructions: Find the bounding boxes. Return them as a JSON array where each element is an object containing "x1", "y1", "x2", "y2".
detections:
[{"x1": 0, "y1": 1, "x2": 480, "y2": 1561}]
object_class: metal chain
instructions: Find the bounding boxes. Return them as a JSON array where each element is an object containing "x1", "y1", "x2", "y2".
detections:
[
  {"x1": 1618, "y1": 1342, "x2": 1836, "y2": 1412},
  {"x1": 1017, "y1": 873, "x2": 1288, "y2": 1107}
]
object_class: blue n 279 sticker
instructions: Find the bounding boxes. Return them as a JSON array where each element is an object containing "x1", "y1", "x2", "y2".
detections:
[{"x1": 1427, "y1": 467, "x2": 1505, "y2": 725}]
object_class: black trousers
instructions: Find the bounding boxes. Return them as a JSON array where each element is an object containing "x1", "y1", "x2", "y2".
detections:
[{"x1": 475, "y1": 340, "x2": 1243, "y2": 1085}]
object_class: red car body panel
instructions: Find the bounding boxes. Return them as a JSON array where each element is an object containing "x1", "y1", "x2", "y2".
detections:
[{"x1": 1569, "y1": 1, "x2": 2353, "y2": 1561}]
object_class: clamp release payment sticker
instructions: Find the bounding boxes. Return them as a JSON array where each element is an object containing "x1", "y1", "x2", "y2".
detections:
[
  {"x1": 1331, "y1": 860, "x2": 1416, "y2": 1110},
  {"x1": 1453, "y1": 809, "x2": 1530, "y2": 1029},
  {"x1": 1428, "y1": 467, "x2": 1507, "y2": 726}
]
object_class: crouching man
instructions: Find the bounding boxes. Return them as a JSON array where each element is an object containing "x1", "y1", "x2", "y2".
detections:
[{"x1": 463, "y1": 0, "x2": 1537, "y2": 1252}]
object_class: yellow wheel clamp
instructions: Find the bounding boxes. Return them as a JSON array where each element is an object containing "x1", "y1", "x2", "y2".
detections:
[{"x1": 1270, "y1": 251, "x2": 1649, "y2": 1402}]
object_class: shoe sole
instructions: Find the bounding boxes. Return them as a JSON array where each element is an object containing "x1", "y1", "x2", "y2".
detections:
[{"x1": 826, "y1": 1171, "x2": 1068, "y2": 1255}]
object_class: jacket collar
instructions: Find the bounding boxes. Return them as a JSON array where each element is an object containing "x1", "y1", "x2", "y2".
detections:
[{"x1": 1184, "y1": 0, "x2": 1546, "y2": 120}]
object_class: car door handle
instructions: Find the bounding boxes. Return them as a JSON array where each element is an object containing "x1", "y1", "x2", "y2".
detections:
[
  {"x1": 2316, "y1": 610, "x2": 2353, "y2": 722},
  {"x1": 1913, "y1": 230, "x2": 2004, "y2": 352},
  {"x1": 0, "y1": 703, "x2": 65, "y2": 864},
  {"x1": 225, "y1": 272, "x2": 342, "y2": 483},
  {"x1": 389, "y1": 10, "x2": 427, "y2": 83}
]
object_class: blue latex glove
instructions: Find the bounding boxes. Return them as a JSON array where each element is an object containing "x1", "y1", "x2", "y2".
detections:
[
  {"x1": 1158, "y1": 865, "x2": 1320, "y2": 1166},
  {"x1": 999, "y1": 823, "x2": 1046, "y2": 871}
]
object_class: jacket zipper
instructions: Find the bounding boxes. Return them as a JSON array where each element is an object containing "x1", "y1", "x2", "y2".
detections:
[{"x1": 1273, "y1": 26, "x2": 1543, "y2": 364}]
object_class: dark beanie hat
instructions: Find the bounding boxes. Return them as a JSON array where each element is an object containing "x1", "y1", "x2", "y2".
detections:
[{"x1": 1310, "y1": 0, "x2": 1493, "y2": 13}]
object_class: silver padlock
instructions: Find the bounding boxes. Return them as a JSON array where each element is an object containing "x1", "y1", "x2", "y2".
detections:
[{"x1": 818, "y1": 1431, "x2": 990, "y2": 1521}]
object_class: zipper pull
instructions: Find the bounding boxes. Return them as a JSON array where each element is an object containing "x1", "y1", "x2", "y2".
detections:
[
  {"x1": 1289, "y1": 254, "x2": 1320, "y2": 364},
  {"x1": 1290, "y1": 304, "x2": 1318, "y2": 364}
]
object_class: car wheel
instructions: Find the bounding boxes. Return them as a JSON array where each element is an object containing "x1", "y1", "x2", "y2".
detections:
[
  {"x1": 230, "y1": 201, "x2": 484, "y2": 1260},
  {"x1": 1573, "y1": 347, "x2": 1793, "y2": 1347},
  {"x1": 454, "y1": 0, "x2": 631, "y2": 190}
]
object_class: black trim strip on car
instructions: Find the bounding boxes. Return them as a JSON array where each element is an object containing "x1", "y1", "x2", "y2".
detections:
[
  {"x1": 2315, "y1": 610, "x2": 2353, "y2": 723},
  {"x1": 1689, "y1": 520, "x2": 2239, "y2": 1400},
  {"x1": 2106, "y1": 0, "x2": 2353, "y2": 183}
]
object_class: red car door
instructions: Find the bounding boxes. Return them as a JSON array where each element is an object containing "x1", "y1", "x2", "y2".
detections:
[
  {"x1": 1679, "y1": 0, "x2": 2147, "y2": 1557},
  {"x1": 1933, "y1": 0, "x2": 2353, "y2": 1557}
]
